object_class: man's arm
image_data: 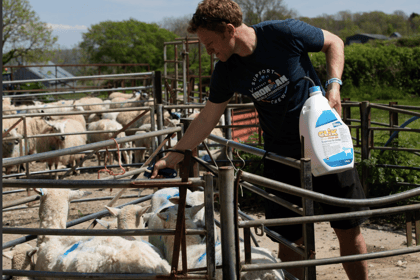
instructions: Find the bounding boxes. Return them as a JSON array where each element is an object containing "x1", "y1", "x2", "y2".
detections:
[
  {"x1": 151, "y1": 99, "x2": 230, "y2": 178},
  {"x1": 321, "y1": 29, "x2": 345, "y2": 116}
]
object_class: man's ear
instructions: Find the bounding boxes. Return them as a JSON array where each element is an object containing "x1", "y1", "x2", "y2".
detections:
[{"x1": 226, "y1": 24, "x2": 235, "y2": 37}]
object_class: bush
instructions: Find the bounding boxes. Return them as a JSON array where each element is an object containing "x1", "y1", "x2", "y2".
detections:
[{"x1": 310, "y1": 44, "x2": 420, "y2": 95}]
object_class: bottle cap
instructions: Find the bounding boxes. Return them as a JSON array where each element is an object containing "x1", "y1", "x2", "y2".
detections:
[{"x1": 309, "y1": 86, "x2": 322, "y2": 96}]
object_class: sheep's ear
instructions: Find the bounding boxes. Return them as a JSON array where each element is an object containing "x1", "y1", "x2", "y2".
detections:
[
  {"x1": 143, "y1": 213, "x2": 152, "y2": 223},
  {"x1": 3, "y1": 250, "x2": 14, "y2": 260},
  {"x1": 34, "y1": 188, "x2": 46, "y2": 196},
  {"x1": 69, "y1": 190, "x2": 91, "y2": 200},
  {"x1": 96, "y1": 218, "x2": 113, "y2": 229},
  {"x1": 157, "y1": 212, "x2": 170, "y2": 222},
  {"x1": 190, "y1": 203, "x2": 205, "y2": 217},
  {"x1": 44, "y1": 119, "x2": 53, "y2": 127},
  {"x1": 168, "y1": 197, "x2": 180, "y2": 205},
  {"x1": 105, "y1": 206, "x2": 121, "y2": 217},
  {"x1": 136, "y1": 205, "x2": 151, "y2": 217}
]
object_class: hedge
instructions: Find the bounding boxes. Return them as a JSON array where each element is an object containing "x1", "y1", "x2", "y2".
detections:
[{"x1": 310, "y1": 44, "x2": 420, "y2": 94}]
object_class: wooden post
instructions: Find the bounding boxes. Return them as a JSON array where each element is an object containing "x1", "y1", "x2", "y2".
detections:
[
  {"x1": 360, "y1": 101, "x2": 371, "y2": 196},
  {"x1": 389, "y1": 102, "x2": 399, "y2": 141},
  {"x1": 342, "y1": 98, "x2": 351, "y2": 125}
]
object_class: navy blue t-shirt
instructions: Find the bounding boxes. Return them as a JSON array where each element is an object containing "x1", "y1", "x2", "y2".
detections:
[{"x1": 209, "y1": 19, "x2": 324, "y2": 156}]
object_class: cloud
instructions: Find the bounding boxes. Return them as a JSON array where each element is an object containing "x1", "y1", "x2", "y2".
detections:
[{"x1": 47, "y1": 23, "x2": 88, "y2": 33}]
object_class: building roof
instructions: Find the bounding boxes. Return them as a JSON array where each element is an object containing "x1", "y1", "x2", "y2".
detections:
[
  {"x1": 355, "y1": 34, "x2": 390, "y2": 40},
  {"x1": 25, "y1": 61, "x2": 75, "y2": 84}
]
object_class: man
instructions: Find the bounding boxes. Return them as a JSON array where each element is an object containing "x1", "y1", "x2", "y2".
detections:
[{"x1": 151, "y1": 0, "x2": 369, "y2": 279}]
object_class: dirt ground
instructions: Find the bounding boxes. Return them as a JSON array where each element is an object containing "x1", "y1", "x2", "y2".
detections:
[{"x1": 2, "y1": 157, "x2": 420, "y2": 280}]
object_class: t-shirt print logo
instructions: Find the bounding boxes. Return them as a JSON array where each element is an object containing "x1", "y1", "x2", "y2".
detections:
[{"x1": 249, "y1": 69, "x2": 290, "y2": 104}]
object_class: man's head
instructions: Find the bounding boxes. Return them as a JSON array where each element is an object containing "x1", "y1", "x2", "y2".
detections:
[{"x1": 187, "y1": 0, "x2": 242, "y2": 34}]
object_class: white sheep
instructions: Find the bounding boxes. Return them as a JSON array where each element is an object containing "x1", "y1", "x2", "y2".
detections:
[
  {"x1": 73, "y1": 97, "x2": 105, "y2": 112},
  {"x1": 36, "y1": 119, "x2": 86, "y2": 178},
  {"x1": 2, "y1": 243, "x2": 37, "y2": 280},
  {"x1": 2, "y1": 127, "x2": 23, "y2": 174},
  {"x1": 47, "y1": 107, "x2": 86, "y2": 128},
  {"x1": 157, "y1": 203, "x2": 285, "y2": 279},
  {"x1": 101, "y1": 112, "x2": 120, "y2": 122},
  {"x1": 116, "y1": 110, "x2": 174, "y2": 136},
  {"x1": 87, "y1": 119, "x2": 132, "y2": 166},
  {"x1": 32, "y1": 188, "x2": 171, "y2": 278},
  {"x1": 109, "y1": 91, "x2": 136, "y2": 100},
  {"x1": 105, "y1": 205, "x2": 151, "y2": 240}
]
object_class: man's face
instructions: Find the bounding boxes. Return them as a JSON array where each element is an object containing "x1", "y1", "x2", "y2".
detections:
[{"x1": 196, "y1": 27, "x2": 234, "y2": 62}]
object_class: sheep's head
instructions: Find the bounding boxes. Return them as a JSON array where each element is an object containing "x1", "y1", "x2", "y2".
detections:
[
  {"x1": 44, "y1": 119, "x2": 67, "y2": 141},
  {"x1": 105, "y1": 205, "x2": 151, "y2": 230}
]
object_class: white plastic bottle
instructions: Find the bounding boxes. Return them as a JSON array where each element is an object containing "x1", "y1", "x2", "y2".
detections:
[{"x1": 299, "y1": 86, "x2": 354, "y2": 176}]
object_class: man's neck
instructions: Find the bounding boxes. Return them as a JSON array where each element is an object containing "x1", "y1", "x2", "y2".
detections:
[{"x1": 234, "y1": 24, "x2": 257, "y2": 57}]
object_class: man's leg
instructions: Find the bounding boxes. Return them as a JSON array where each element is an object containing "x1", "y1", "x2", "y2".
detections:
[
  {"x1": 278, "y1": 237, "x2": 304, "y2": 279},
  {"x1": 334, "y1": 226, "x2": 369, "y2": 280}
]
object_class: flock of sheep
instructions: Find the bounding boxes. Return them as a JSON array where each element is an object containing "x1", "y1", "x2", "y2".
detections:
[
  {"x1": 2, "y1": 91, "x2": 180, "y2": 178},
  {"x1": 3, "y1": 91, "x2": 281, "y2": 279},
  {"x1": 4, "y1": 187, "x2": 286, "y2": 279}
]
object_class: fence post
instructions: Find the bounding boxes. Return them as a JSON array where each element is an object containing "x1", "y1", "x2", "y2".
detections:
[
  {"x1": 301, "y1": 157, "x2": 316, "y2": 280},
  {"x1": 360, "y1": 101, "x2": 371, "y2": 196},
  {"x1": 389, "y1": 102, "x2": 399, "y2": 141},
  {"x1": 218, "y1": 166, "x2": 238, "y2": 279},
  {"x1": 204, "y1": 173, "x2": 216, "y2": 278},
  {"x1": 154, "y1": 71, "x2": 162, "y2": 105},
  {"x1": 342, "y1": 98, "x2": 351, "y2": 126},
  {"x1": 180, "y1": 118, "x2": 199, "y2": 178}
]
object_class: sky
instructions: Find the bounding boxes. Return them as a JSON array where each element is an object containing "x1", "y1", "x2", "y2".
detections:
[{"x1": 26, "y1": 0, "x2": 419, "y2": 49}]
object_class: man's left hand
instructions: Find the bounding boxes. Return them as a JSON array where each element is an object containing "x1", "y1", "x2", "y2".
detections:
[{"x1": 325, "y1": 86, "x2": 342, "y2": 116}]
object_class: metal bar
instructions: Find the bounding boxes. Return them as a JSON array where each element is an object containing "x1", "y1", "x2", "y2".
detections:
[
  {"x1": 370, "y1": 127, "x2": 420, "y2": 132},
  {"x1": 3, "y1": 105, "x2": 151, "y2": 119},
  {"x1": 204, "y1": 173, "x2": 216, "y2": 278},
  {"x1": 370, "y1": 103, "x2": 420, "y2": 118},
  {"x1": 406, "y1": 211, "x2": 413, "y2": 246},
  {"x1": 207, "y1": 134, "x2": 301, "y2": 169},
  {"x1": 218, "y1": 166, "x2": 237, "y2": 279},
  {"x1": 2, "y1": 195, "x2": 153, "y2": 250},
  {"x1": 3, "y1": 195, "x2": 40, "y2": 209},
  {"x1": 238, "y1": 203, "x2": 420, "y2": 228},
  {"x1": 239, "y1": 181, "x2": 303, "y2": 215},
  {"x1": 2, "y1": 177, "x2": 204, "y2": 189},
  {"x1": 2, "y1": 118, "x2": 23, "y2": 138},
  {"x1": 301, "y1": 158, "x2": 316, "y2": 280},
  {"x1": 2, "y1": 227, "x2": 205, "y2": 237},
  {"x1": 3, "y1": 100, "x2": 148, "y2": 113},
  {"x1": 3, "y1": 85, "x2": 152, "y2": 99},
  {"x1": 2, "y1": 127, "x2": 181, "y2": 167},
  {"x1": 239, "y1": 170, "x2": 420, "y2": 207},
  {"x1": 360, "y1": 101, "x2": 371, "y2": 195},
  {"x1": 241, "y1": 245, "x2": 420, "y2": 271},
  {"x1": 3, "y1": 72, "x2": 153, "y2": 85}
]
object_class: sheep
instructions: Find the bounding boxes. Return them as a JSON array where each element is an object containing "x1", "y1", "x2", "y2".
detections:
[
  {"x1": 2, "y1": 127, "x2": 23, "y2": 174},
  {"x1": 3, "y1": 102, "x2": 17, "y2": 115},
  {"x1": 133, "y1": 117, "x2": 179, "y2": 164},
  {"x1": 105, "y1": 205, "x2": 151, "y2": 240},
  {"x1": 32, "y1": 188, "x2": 171, "y2": 278},
  {"x1": 109, "y1": 91, "x2": 136, "y2": 100},
  {"x1": 143, "y1": 188, "x2": 210, "y2": 260},
  {"x1": 36, "y1": 119, "x2": 86, "y2": 178},
  {"x1": 73, "y1": 97, "x2": 105, "y2": 114},
  {"x1": 157, "y1": 202, "x2": 285, "y2": 279},
  {"x1": 101, "y1": 112, "x2": 120, "y2": 122},
  {"x1": 87, "y1": 119, "x2": 132, "y2": 166},
  {"x1": 110, "y1": 96, "x2": 129, "y2": 109},
  {"x1": 87, "y1": 113, "x2": 101, "y2": 124},
  {"x1": 2, "y1": 243, "x2": 37, "y2": 280},
  {"x1": 47, "y1": 107, "x2": 87, "y2": 128}
]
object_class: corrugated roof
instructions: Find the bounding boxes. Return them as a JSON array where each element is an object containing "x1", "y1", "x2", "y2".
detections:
[
  {"x1": 357, "y1": 33, "x2": 389, "y2": 40},
  {"x1": 26, "y1": 61, "x2": 74, "y2": 84}
]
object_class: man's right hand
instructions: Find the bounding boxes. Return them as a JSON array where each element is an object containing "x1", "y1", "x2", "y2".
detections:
[{"x1": 150, "y1": 153, "x2": 183, "y2": 179}]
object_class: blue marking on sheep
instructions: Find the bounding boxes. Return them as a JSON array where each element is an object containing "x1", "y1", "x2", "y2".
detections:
[{"x1": 197, "y1": 241, "x2": 221, "y2": 264}]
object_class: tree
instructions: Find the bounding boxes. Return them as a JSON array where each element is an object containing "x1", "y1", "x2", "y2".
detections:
[
  {"x1": 159, "y1": 15, "x2": 192, "y2": 38},
  {"x1": 79, "y1": 19, "x2": 177, "y2": 72},
  {"x1": 2, "y1": 0, "x2": 58, "y2": 65},
  {"x1": 236, "y1": 0, "x2": 298, "y2": 26}
]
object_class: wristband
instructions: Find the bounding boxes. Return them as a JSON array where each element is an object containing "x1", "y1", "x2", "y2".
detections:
[{"x1": 325, "y1": 78, "x2": 342, "y2": 88}]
